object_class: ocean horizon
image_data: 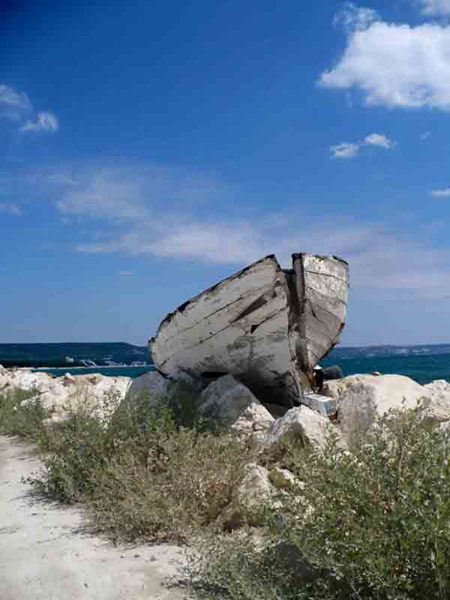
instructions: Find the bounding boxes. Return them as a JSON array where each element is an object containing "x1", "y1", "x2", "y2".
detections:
[{"x1": 33, "y1": 350, "x2": 450, "y2": 386}]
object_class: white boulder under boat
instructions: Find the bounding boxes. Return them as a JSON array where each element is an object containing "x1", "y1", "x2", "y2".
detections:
[{"x1": 150, "y1": 253, "x2": 349, "y2": 406}]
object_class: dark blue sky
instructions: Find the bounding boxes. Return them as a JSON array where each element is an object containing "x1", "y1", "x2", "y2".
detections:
[{"x1": 2, "y1": 0, "x2": 450, "y2": 345}]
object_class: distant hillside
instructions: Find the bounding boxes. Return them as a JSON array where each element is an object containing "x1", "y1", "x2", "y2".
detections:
[{"x1": 0, "y1": 343, "x2": 151, "y2": 368}]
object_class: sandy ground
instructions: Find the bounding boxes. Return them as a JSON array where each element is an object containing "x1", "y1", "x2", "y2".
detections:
[{"x1": 0, "y1": 435, "x2": 188, "y2": 600}]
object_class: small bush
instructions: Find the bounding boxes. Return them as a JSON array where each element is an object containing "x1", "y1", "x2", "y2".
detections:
[
  {"x1": 0, "y1": 388, "x2": 51, "y2": 444},
  {"x1": 195, "y1": 405, "x2": 450, "y2": 600},
  {"x1": 27, "y1": 386, "x2": 254, "y2": 543},
  {"x1": 186, "y1": 529, "x2": 311, "y2": 600}
]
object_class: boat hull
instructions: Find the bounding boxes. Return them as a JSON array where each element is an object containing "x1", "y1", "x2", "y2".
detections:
[{"x1": 150, "y1": 253, "x2": 348, "y2": 405}]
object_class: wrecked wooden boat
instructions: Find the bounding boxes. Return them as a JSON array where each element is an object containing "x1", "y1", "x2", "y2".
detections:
[{"x1": 150, "y1": 253, "x2": 349, "y2": 406}]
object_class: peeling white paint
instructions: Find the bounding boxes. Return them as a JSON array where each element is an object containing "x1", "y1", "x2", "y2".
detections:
[{"x1": 150, "y1": 253, "x2": 348, "y2": 405}]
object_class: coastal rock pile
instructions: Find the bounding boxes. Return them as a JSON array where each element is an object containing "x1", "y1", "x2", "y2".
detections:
[
  {"x1": 0, "y1": 368, "x2": 131, "y2": 422},
  {"x1": 322, "y1": 373, "x2": 450, "y2": 445}
]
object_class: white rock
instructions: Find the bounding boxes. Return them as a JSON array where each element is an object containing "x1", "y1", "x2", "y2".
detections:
[
  {"x1": 63, "y1": 373, "x2": 76, "y2": 386},
  {"x1": 269, "y1": 467, "x2": 304, "y2": 490},
  {"x1": 421, "y1": 380, "x2": 450, "y2": 425},
  {"x1": 222, "y1": 463, "x2": 275, "y2": 528},
  {"x1": 322, "y1": 378, "x2": 346, "y2": 399},
  {"x1": 264, "y1": 405, "x2": 338, "y2": 449},
  {"x1": 6, "y1": 370, "x2": 130, "y2": 423},
  {"x1": 331, "y1": 375, "x2": 441, "y2": 444},
  {"x1": 200, "y1": 374, "x2": 274, "y2": 434},
  {"x1": 424, "y1": 379, "x2": 450, "y2": 395}
]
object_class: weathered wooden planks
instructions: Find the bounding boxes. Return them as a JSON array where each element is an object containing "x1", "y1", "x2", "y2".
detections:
[{"x1": 150, "y1": 253, "x2": 348, "y2": 405}]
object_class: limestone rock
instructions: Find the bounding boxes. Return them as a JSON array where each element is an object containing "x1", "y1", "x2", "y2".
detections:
[
  {"x1": 263, "y1": 405, "x2": 338, "y2": 449},
  {"x1": 2, "y1": 369, "x2": 130, "y2": 423},
  {"x1": 166, "y1": 370, "x2": 207, "y2": 391},
  {"x1": 269, "y1": 467, "x2": 304, "y2": 490},
  {"x1": 424, "y1": 379, "x2": 450, "y2": 396},
  {"x1": 62, "y1": 373, "x2": 76, "y2": 386},
  {"x1": 222, "y1": 463, "x2": 275, "y2": 528},
  {"x1": 333, "y1": 375, "x2": 434, "y2": 444},
  {"x1": 421, "y1": 379, "x2": 450, "y2": 425},
  {"x1": 322, "y1": 378, "x2": 347, "y2": 399},
  {"x1": 200, "y1": 374, "x2": 274, "y2": 434}
]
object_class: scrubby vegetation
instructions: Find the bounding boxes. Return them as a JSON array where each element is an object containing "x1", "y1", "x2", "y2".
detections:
[
  {"x1": 0, "y1": 385, "x2": 255, "y2": 543},
  {"x1": 190, "y1": 407, "x2": 450, "y2": 600},
  {"x1": 2, "y1": 386, "x2": 450, "y2": 599}
]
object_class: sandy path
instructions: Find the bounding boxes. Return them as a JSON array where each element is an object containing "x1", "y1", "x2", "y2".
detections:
[{"x1": 0, "y1": 435, "x2": 188, "y2": 600}]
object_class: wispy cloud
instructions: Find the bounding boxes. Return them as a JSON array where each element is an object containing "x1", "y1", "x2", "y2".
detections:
[
  {"x1": 24, "y1": 163, "x2": 450, "y2": 299},
  {"x1": 330, "y1": 132, "x2": 395, "y2": 158},
  {"x1": 0, "y1": 84, "x2": 31, "y2": 121},
  {"x1": 0, "y1": 203, "x2": 22, "y2": 216},
  {"x1": 319, "y1": 4, "x2": 450, "y2": 110},
  {"x1": 430, "y1": 187, "x2": 450, "y2": 197},
  {"x1": 330, "y1": 142, "x2": 360, "y2": 159},
  {"x1": 420, "y1": 0, "x2": 450, "y2": 15},
  {"x1": 363, "y1": 133, "x2": 395, "y2": 149},
  {"x1": 21, "y1": 111, "x2": 59, "y2": 133},
  {"x1": 334, "y1": 2, "x2": 379, "y2": 32},
  {"x1": 0, "y1": 84, "x2": 58, "y2": 133},
  {"x1": 420, "y1": 131, "x2": 432, "y2": 140}
]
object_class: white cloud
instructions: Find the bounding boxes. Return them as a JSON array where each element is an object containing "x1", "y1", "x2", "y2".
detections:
[
  {"x1": 330, "y1": 142, "x2": 360, "y2": 158},
  {"x1": 430, "y1": 187, "x2": 450, "y2": 197},
  {"x1": 319, "y1": 10, "x2": 450, "y2": 110},
  {"x1": 330, "y1": 133, "x2": 395, "y2": 158},
  {"x1": 31, "y1": 163, "x2": 450, "y2": 299},
  {"x1": 0, "y1": 203, "x2": 22, "y2": 216},
  {"x1": 0, "y1": 85, "x2": 59, "y2": 134},
  {"x1": 83, "y1": 222, "x2": 264, "y2": 265},
  {"x1": 0, "y1": 84, "x2": 31, "y2": 121},
  {"x1": 363, "y1": 133, "x2": 395, "y2": 149},
  {"x1": 420, "y1": 131, "x2": 432, "y2": 140},
  {"x1": 420, "y1": 0, "x2": 450, "y2": 15},
  {"x1": 334, "y1": 3, "x2": 380, "y2": 32},
  {"x1": 21, "y1": 111, "x2": 59, "y2": 133}
]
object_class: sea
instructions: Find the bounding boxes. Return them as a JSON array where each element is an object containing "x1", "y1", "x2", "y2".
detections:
[
  {"x1": 320, "y1": 353, "x2": 450, "y2": 386},
  {"x1": 34, "y1": 350, "x2": 450, "y2": 386}
]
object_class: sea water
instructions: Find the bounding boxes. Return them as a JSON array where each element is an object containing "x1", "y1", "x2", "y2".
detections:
[
  {"x1": 36, "y1": 352, "x2": 450, "y2": 385},
  {"x1": 321, "y1": 352, "x2": 450, "y2": 385}
]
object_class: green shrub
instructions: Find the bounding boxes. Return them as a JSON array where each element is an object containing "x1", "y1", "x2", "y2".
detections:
[
  {"x1": 27, "y1": 387, "x2": 254, "y2": 543},
  {"x1": 186, "y1": 529, "x2": 312, "y2": 600},
  {"x1": 0, "y1": 388, "x2": 50, "y2": 444},
  {"x1": 189, "y1": 406, "x2": 450, "y2": 600}
]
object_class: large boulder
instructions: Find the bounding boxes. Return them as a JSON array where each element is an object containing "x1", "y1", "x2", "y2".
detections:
[
  {"x1": 269, "y1": 466, "x2": 304, "y2": 491},
  {"x1": 221, "y1": 463, "x2": 275, "y2": 528},
  {"x1": 263, "y1": 405, "x2": 340, "y2": 449},
  {"x1": 200, "y1": 375, "x2": 274, "y2": 435},
  {"x1": 424, "y1": 379, "x2": 450, "y2": 397},
  {"x1": 125, "y1": 370, "x2": 170, "y2": 400},
  {"x1": 166, "y1": 369, "x2": 207, "y2": 391},
  {"x1": 323, "y1": 374, "x2": 450, "y2": 444},
  {"x1": 4, "y1": 369, "x2": 130, "y2": 423}
]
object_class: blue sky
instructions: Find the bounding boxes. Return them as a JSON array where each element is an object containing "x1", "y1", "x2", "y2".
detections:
[{"x1": 2, "y1": 0, "x2": 450, "y2": 346}]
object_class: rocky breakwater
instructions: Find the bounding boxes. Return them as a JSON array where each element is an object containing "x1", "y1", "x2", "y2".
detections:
[
  {"x1": 123, "y1": 368, "x2": 450, "y2": 529},
  {"x1": 0, "y1": 364, "x2": 130, "y2": 423},
  {"x1": 322, "y1": 373, "x2": 450, "y2": 445}
]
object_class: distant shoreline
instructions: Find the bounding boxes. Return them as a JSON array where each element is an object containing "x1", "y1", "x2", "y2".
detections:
[{"x1": 33, "y1": 365, "x2": 151, "y2": 371}]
